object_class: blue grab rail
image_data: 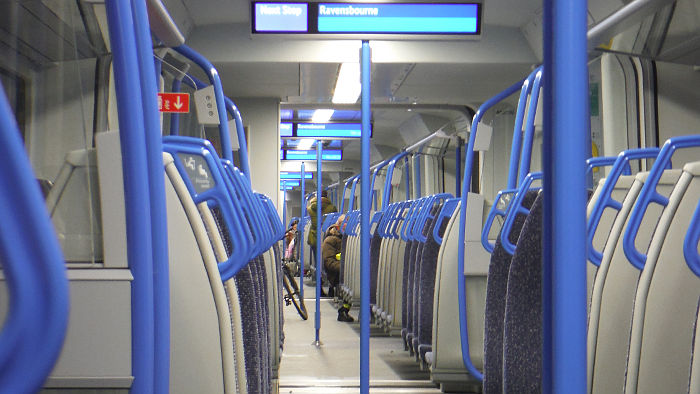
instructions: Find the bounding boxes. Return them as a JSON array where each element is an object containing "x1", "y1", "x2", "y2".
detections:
[
  {"x1": 586, "y1": 148, "x2": 661, "y2": 266},
  {"x1": 433, "y1": 198, "x2": 460, "y2": 244},
  {"x1": 416, "y1": 194, "x2": 453, "y2": 243},
  {"x1": 0, "y1": 82, "x2": 69, "y2": 393},
  {"x1": 457, "y1": 77, "x2": 526, "y2": 381},
  {"x1": 481, "y1": 188, "x2": 518, "y2": 253},
  {"x1": 684, "y1": 198, "x2": 700, "y2": 277},
  {"x1": 507, "y1": 69, "x2": 537, "y2": 190},
  {"x1": 517, "y1": 67, "x2": 544, "y2": 185},
  {"x1": 499, "y1": 172, "x2": 543, "y2": 255},
  {"x1": 623, "y1": 135, "x2": 700, "y2": 270}
]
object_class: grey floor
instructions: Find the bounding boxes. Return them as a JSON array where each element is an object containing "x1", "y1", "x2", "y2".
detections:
[{"x1": 278, "y1": 280, "x2": 443, "y2": 393}]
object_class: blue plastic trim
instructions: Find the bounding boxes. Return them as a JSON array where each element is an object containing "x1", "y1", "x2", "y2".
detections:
[
  {"x1": 543, "y1": 0, "x2": 588, "y2": 388},
  {"x1": 416, "y1": 194, "x2": 453, "y2": 243},
  {"x1": 481, "y1": 188, "x2": 518, "y2": 253},
  {"x1": 585, "y1": 156, "x2": 631, "y2": 178},
  {"x1": 586, "y1": 148, "x2": 661, "y2": 266},
  {"x1": 499, "y1": 172, "x2": 542, "y2": 255},
  {"x1": 104, "y1": 2, "x2": 156, "y2": 391},
  {"x1": 684, "y1": 198, "x2": 700, "y2": 277},
  {"x1": 507, "y1": 70, "x2": 536, "y2": 189},
  {"x1": 393, "y1": 201, "x2": 413, "y2": 238},
  {"x1": 360, "y1": 40, "x2": 371, "y2": 394},
  {"x1": 173, "y1": 45, "x2": 233, "y2": 163},
  {"x1": 339, "y1": 177, "x2": 352, "y2": 213},
  {"x1": 433, "y1": 198, "x2": 460, "y2": 244},
  {"x1": 455, "y1": 140, "x2": 462, "y2": 198},
  {"x1": 170, "y1": 78, "x2": 182, "y2": 136},
  {"x1": 623, "y1": 135, "x2": 700, "y2": 270},
  {"x1": 130, "y1": 2, "x2": 171, "y2": 391},
  {"x1": 0, "y1": 82, "x2": 69, "y2": 393},
  {"x1": 456, "y1": 77, "x2": 524, "y2": 381},
  {"x1": 517, "y1": 67, "x2": 543, "y2": 185}
]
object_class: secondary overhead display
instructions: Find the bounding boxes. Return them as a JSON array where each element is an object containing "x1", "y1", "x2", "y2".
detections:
[{"x1": 252, "y1": 2, "x2": 481, "y2": 36}]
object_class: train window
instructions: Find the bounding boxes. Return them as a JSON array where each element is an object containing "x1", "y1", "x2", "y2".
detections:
[{"x1": 1, "y1": 0, "x2": 112, "y2": 265}]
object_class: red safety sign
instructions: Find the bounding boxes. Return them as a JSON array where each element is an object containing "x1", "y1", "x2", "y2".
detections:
[{"x1": 158, "y1": 93, "x2": 190, "y2": 113}]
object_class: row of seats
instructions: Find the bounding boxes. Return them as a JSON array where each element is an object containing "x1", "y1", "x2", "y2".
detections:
[
  {"x1": 481, "y1": 137, "x2": 700, "y2": 393},
  {"x1": 162, "y1": 136, "x2": 285, "y2": 394}
]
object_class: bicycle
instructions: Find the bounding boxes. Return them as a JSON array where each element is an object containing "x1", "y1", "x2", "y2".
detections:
[{"x1": 282, "y1": 258, "x2": 308, "y2": 320}]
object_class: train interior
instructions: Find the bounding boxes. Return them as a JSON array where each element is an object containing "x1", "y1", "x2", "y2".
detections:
[{"x1": 0, "y1": 0, "x2": 699, "y2": 392}]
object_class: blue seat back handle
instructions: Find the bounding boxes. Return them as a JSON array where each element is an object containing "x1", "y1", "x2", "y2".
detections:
[
  {"x1": 400, "y1": 198, "x2": 423, "y2": 241},
  {"x1": 586, "y1": 156, "x2": 631, "y2": 178},
  {"x1": 433, "y1": 198, "x2": 460, "y2": 244},
  {"x1": 402, "y1": 197, "x2": 429, "y2": 241},
  {"x1": 259, "y1": 194, "x2": 285, "y2": 242},
  {"x1": 163, "y1": 140, "x2": 252, "y2": 280},
  {"x1": 392, "y1": 201, "x2": 413, "y2": 239},
  {"x1": 167, "y1": 136, "x2": 264, "y2": 256},
  {"x1": 623, "y1": 135, "x2": 700, "y2": 270},
  {"x1": 683, "y1": 198, "x2": 700, "y2": 277},
  {"x1": 416, "y1": 193, "x2": 454, "y2": 243},
  {"x1": 499, "y1": 172, "x2": 543, "y2": 255},
  {"x1": 481, "y1": 188, "x2": 518, "y2": 253},
  {"x1": 586, "y1": 148, "x2": 661, "y2": 266},
  {"x1": 377, "y1": 204, "x2": 395, "y2": 237},
  {"x1": 222, "y1": 163, "x2": 267, "y2": 254}
]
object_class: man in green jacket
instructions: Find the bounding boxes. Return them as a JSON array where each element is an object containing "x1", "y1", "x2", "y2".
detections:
[{"x1": 307, "y1": 190, "x2": 337, "y2": 269}]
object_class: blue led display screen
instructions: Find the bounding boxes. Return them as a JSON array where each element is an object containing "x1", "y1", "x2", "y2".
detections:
[
  {"x1": 253, "y1": 2, "x2": 308, "y2": 32},
  {"x1": 284, "y1": 149, "x2": 343, "y2": 161},
  {"x1": 252, "y1": 2, "x2": 480, "y2": 36},
  {"x1": 296, "y1": 123, "x2": 371, "y2": 138},
  {"x1": 280, "y1": 122, "x2": 294, "y2": 137},
  {"x1": 317, "y1": 3, "x2": 479, "y2": 34},
  {"x1": 280, "y1": 171, "x2": 313, "y2": 180}
]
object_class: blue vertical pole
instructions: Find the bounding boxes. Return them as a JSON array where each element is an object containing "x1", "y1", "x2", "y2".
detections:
[
  {"x1": 170, "y1": 79, "x2": 182, "y2": 136},
  {"x1": 300, "y1": 163, "x2": 306, "y2": 301},
  {"x1": 543, "y1": 0, "x2": 588, "y2": 391},
  {"x1": 282, "y1": 181, "x2": 287, "y2": 229},
  {"x1": 455, "y1": 139, "x2": 462, "y2": 198},
  {"x1": 360, "y1": 40, "x2": 372, "y2": 394},
  {"x1": 130, "y1": 1, "x2": 170, "y2": 392},
  {"x1": 315, "y1": 142, "x2": 323, "y2": 344},
  {"x1": 104, "y1": 1, "x2": 154, "y2": 392}
]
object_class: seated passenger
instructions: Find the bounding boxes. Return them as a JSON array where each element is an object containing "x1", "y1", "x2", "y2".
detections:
[
  {"x1": 307, "y1": 190, "x2": 337, "y2": 268},
  {"x1": 322, "y1": 214, "x2": 354, "y2": 322}
]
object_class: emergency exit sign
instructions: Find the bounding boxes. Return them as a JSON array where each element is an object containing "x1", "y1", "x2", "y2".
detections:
[{"x1": 158, "y1": 93, "x2": 190, "y2": 113}]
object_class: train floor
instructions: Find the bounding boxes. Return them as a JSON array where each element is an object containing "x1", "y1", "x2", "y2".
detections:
[{"x1": 278, "y1": 278, "x2": 444, "y2": 393}]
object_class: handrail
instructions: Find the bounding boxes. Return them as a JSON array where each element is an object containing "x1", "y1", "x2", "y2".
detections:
[
  {"x1": 499, "y1": 172, "x2": 543, "y2": 255},
  {"x1": 105, "y1": 1, "x2": 158, "y2": 391},
  {"x1": 173, "y1": 45, "x2": 234, "y2": 163},
  {"x1": 416, "y1": 194, "x2": 453, "y2": 243},
  {"x1": 586, "y1": 148, "x2": 661, "y2": 266},
  {"x1": 683, "y1": 198, "x2": 700, "y2": 277},
  {"x1": 348, "y1": 176, "x2": 360, "y2": 212},
  {"x1": 0, "y1": 82, "x2": 69, "y2": 393},
  {"x1": 432, "y1": 198, "x2": 460, "y2": 244},
  {"x1": 585, "y1": 156, "x2": 631, "y2": 177},
  {"x1": 339, "y1": 176, "x2": 354, "y2": 213},
  {"x1": 392, "y1": 201, "x2": 413, "y2": 239},
  {"x1": 382, "y1": 152, "x2": 411, "y2": 209},
  {"x1": 456, "y1": 77, "x2": 525, "y2": 381},
  {"x1": 623, "y1": 135, "x2": 700, "y2": 270}
]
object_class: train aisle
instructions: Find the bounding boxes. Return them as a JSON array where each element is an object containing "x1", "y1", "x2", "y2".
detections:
[{"x1": 279, "y1": 280, "x2": 446, "y2": 393}]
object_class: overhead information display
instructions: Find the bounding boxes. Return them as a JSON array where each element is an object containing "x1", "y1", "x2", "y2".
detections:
[
  {"x1": 252, "y1": 2, "x2": 481, "y2": 37},
  {"x1": 280, "y1": 171, "x2": 313, "y2": 179},
  {"x1": 283, "y1": 149, "x2": 343, "y2": 161},
  {"x1": 297, "y1": 123, "x2": 371, "y2": 138}
]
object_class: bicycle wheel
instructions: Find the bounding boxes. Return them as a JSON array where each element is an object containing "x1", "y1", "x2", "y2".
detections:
[{"x1": 283, "y1": 269, "x2": 308, "y2": 320}]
